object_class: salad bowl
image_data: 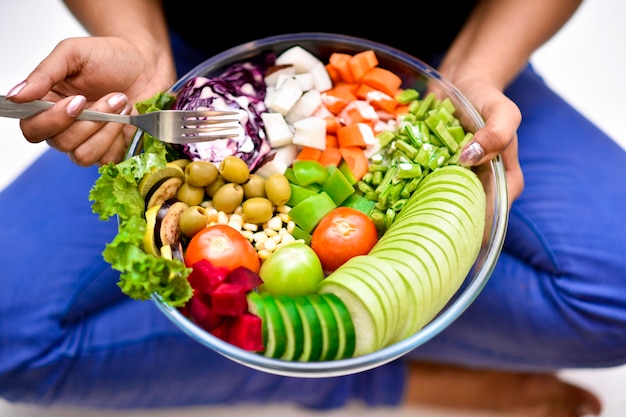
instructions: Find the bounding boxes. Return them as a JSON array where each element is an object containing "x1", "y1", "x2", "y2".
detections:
[{"x1": 126, "y1": 33, "x2": 509, "y2": 378}]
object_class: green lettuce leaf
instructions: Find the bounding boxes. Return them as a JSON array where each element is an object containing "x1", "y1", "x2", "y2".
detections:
[{"x1": 88, "y1": 93, "x2": 193, "y2": 307}]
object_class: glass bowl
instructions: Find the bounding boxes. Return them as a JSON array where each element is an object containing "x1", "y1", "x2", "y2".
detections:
[{"x1": 127, "y1": 32, "x2": 509, "y2": 378}]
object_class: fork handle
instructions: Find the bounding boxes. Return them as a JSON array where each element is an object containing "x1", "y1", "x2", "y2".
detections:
[
  {"x1": 0, "y1": 95, "x2": 54, "y2": 119},
  {"x1": 0, "y1": 95, "x2": 129, "y2": 123}
]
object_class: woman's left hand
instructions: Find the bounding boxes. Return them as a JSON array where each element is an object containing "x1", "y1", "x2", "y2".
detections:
[{"x1": 449, "y1": 75, "x2": 524, "y2": 206}]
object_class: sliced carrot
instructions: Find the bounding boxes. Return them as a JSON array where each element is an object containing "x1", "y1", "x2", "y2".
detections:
[
  {"x1": 355, "y1": 84, "x2": 398, "y2": 114},
  {"x1": 395, "y1": 104, "x2": 411, "y2": 116},
  {"x1": 360, "y1": 67, "x2": 403, "y2": 97},
  {"x1": 325, "y1": 63, "x2": 342, "y2": 84},
  {"x1": 339, "y1": 146, "x2": 369, "y2": 182},
  {"x1": 325, "y1": 115, "x2": 341, "y2": 134},
  {"x1": 318, "y1": 146, "x2": 343, "y2": 167},
  {"x1": 338, "y1": 100, "x2": 379, "y2": 126},
  {"x1": 340, "y1": 106, "x2": 371, "y2": 125},
  {"x1": 355, "y1": 83, "x2": 375, "y2": 100},
  {"x1": 321, "y1": 83, "x2": 359, "y2": 115},
  {"x1": 349, "y1": 50, "x2": 379, "y2": 82},
  {"x1": 328, "y1": 53, "x2": 354, "y2": 83},
  {"x1": 295, "y1": 146, "x2": 322, "y2": 162},
  {"x1": 326, "y1": 134, "x2": 339, "y2": 148},
  {"x1": 337, "y1": 123, "x2": 375, "y2": 148}
]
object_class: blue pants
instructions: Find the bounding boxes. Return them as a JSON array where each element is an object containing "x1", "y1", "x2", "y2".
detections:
[{"x1": 1, "y1": 45, "x2": 626, "y2": 408}]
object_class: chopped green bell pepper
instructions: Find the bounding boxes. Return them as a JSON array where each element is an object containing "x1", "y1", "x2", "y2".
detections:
[
  {"x1": 288, "y1": 192, "x2": 337, "y2": 233},
  {"x1": 321, "y1": 168, "x2": 355, "y2": 206},
  {"x1": 292, "y1": 160, "x2": 329, "y2": 186}
]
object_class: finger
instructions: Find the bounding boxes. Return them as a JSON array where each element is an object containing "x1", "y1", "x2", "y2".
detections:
[
  {"x1": 98, "y1": 133, "x2": 130, "y2": 166},
  {"x1": 500, "y1": 137, "x2": 525, "y2": 206},
  {"x1": 47, "y1": 93, "x2": 131, "y2": 165},
  {"x1": 459, "y1": 95, "x2": 522, "y2": 167},
  {"x1": 46, "y1": 92, "x2": 128, "y2": 152},
  {"x1": 458, "y1": 122, "x2": 516, "y2": 168},
  {"x1": 20, "y1": 95, "x2": 87, "y2": 144},
  {"x1": 69, "y1": 121, "x2": 129, "y2": 167}
]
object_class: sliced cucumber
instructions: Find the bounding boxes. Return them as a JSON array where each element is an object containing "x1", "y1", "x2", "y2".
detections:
[
  {"x1": 318, "y1": 273, "x2": 384, "y2": 356},
  {"x1": 370, "y1": 237, "x2": 449, "y2": 287},
  {"x1": 370, "y1": 238, "x2": 451, "y2": 335},
  {"x1": 306, "y1": 294, "x2": 340, "y2": 361},
  {"x1": 293, "y1": 295, "x2": 324, "y2": 362},
  {"x1": 321, "y1": 293, "x2": 356, "y2": 359},
  {"x1": 258, "y1": 295, "x2": 287, "y2": 359},
  {"x1": 245, "y1": 165, "x2": 487, "y2": 360},
  {"x1": 399, "y1": 192, "x2": 481, "y2": 231},
  {"x1": 337, "y1": 262, "x2": 399, "y2": 347},
  {"x1": 382, "y1": 214, "x2": 465, "y2": 271},
  {"x1": 383, "y1": 258, "x2": 427, "y2": 338},
  {"x1": 374, "y1": 232, "x2": 455, "y2": 287},
  {"x1": 274, "y1": 295, "x2": 305, "y2": 361},
  {"x1": 342, "y1": 255, "x2": 410, "y2": 345}
]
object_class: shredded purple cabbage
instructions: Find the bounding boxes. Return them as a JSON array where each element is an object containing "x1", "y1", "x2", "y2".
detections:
[{"x1": 171, "y1": 61, "x2": 272, "y2": 170}]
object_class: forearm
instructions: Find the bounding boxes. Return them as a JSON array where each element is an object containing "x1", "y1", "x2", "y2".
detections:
[
  {"x1": 64, "y1": 0, "x2": 169, "y2": 42},
  {"x1": 439, "y1": 0, "x2": 582, "y2": 89},
  {"x1": 63, "y1": 0, "x2": 175, "y2": 81}
]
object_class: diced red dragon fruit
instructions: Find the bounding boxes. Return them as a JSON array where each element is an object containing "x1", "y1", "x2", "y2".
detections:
[
  {"x1": 209, "y1": 318, "x2": 232, "y2": 341},
  {"x1": 227, "y1": 313, "x2": 264, "y2": 352},
  {"x1": 180, "y1": 259, "x2": 266, "y2": 352},
  {"x1": 210, "y1": 283, "x2": 249, "y2": 316},
  {"x1": 226, "y1": 266, "x2": 264, "y2": 291},
  {"x1": 187, "y1": 259, "x2": 229, "y2": 295},
  {"x1": 187, "y1": 291, "x2": 224, "y2": 331}
]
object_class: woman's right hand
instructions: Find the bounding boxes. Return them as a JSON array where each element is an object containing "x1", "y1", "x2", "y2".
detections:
[{"x1": 5, "y1": 35, "x2": 177, "y2": 166}]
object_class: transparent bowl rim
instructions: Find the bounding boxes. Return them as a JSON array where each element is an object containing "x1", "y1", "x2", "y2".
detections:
[{"x1": 131, "y1": 32, "x2": 510, "y2": 378}]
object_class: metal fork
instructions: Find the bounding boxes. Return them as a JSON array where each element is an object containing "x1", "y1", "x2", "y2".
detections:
[{"x1": 0, "y1": 95, "x2": 241, "y2": 144}]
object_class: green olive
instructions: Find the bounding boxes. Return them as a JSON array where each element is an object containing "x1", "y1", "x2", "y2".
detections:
[
  {"x1": 205, "y1": 175, "x2": 226, "y2": 197},
  {"x1": 242, "y1": 174, "x2": 267, "y2": 199},
  {"x1": 179, "y1": 205, "x2": 209, "y2": 237},
  {"x1": 176, "y1": 182, "x2": 205, "y2": 206},
  {"x1": 211, "y1": 183, "x2": 244, "y2": 213},
  {"x1": 167, "y1": 159, "x2": 191, "y2": 170},
  {"x1": 242, "y1": 197, "x2": 274, "y2": 224},
  {"x1": 264, "y1": 173, "x2": 292, "y2": 206},
  {"x1": 185, "y1": 160, "x2": 219, "y2": 187},
  {"x1": 219, "y1": 156, "x2": 250, "y2": 184}
]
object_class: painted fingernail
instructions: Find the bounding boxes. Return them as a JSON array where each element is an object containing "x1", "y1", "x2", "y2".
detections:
[
  {"x1": 107, "y1": 93, "x2": 128, "y2": 110},
  {"x1": 66, "y1": 95, "x2": 87, "y2": 117},
  {"x1": 6, "y1": 81, "x2": 27, "y2": 98},
  {"x1": 459, "y1": 141, "x2": 485, "y2": 166}
]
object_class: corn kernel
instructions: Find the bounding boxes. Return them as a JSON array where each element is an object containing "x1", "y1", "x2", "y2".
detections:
[
  {"x1": 252, "y1": 231, "x2": 268, "y2": 243},
  {"x1": 264, "y1": 238, "x2": 278, "y2": 251},
  {"x1": 281, "y1": 234, "x2": 296, "y2": 245},
  {"x1": 217, "y1": 211, "x2": 229, "y2": 224},
  {"x1": 243, "y1": 222, "x2": 259, "y2": 232},
  {"x1": 266, "y1": 216, "x2": 283, "y2": 230},
  {"x1": 264, "y1": 228, "x2": 278, "y2": 237},
  {"x1": 204, "y1": 207, "x2": 219, "y2": 223},
  {"x1": 240, "y1": 230, "x2": 254, "y2": 241}
]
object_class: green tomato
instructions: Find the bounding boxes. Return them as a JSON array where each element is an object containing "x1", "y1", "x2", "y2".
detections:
[{"x1": 258, "y1": 243, "x2": 324, "y2": 296}]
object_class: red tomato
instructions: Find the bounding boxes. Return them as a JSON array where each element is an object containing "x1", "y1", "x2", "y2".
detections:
[
  {"x1": 184, "y1": 225, "x2": 260, "y2": 273},
  {"x1": 310, "y1": 207, "x2": 378, "y2": 272}
]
